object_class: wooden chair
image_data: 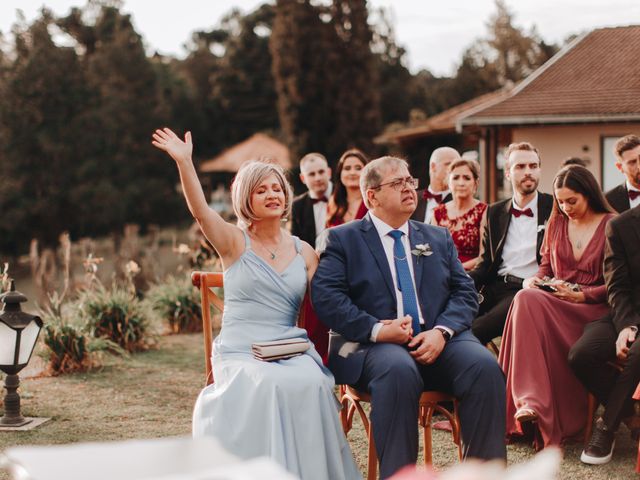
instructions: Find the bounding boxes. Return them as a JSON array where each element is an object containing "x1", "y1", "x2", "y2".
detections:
[
  {"x1": 339, "y1": 384, "x2": 462, "y2": 480},
  {"x1": 191, "y1": 271, "x2": 224, "y2": 387}
]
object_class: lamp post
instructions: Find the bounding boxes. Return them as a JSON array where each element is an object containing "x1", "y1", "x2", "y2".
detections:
[{"x1": 0, "y1": 280, "x2": 43, "y2": 427}]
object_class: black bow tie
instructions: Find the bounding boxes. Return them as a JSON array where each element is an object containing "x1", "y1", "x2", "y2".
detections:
[
  {"x1": 510, "y1": 206, "x2": 534, "y2": 218},
  {"x1": 312, "y1": 196, "x2": 328, "y2": 204}
]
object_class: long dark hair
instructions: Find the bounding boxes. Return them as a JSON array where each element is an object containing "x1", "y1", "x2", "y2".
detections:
[
  {"x1": 551, "y1": 165, "x2": 614, "y2": 218},
  {"x1": 327, "y1": 148, "x2": 369, "y2": 225}
]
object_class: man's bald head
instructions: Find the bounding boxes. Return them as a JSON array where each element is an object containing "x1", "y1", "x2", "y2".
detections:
[{"x1": 429, "y1": 147, "x2": 460, "y2": 191}]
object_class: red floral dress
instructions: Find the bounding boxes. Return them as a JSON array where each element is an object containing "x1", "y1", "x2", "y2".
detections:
[{"x1": 433, "y1": 202, "x2": 487, "y2": 263}]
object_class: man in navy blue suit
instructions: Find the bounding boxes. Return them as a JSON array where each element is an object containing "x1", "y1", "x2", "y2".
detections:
[{"x1": 311, "y1": 156, "x2": 506, "y2": 478}]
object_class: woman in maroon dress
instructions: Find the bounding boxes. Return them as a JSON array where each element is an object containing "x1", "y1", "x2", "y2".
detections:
[
  {"x1": 432, "y1": 159, "x2": 487, "y2": 270},
  {"x1": 306, "y1": 148, "x2": 369, "y2": 363},
  {"x1": 498, "y1": 165, "x2": 616, "y2": 449}
]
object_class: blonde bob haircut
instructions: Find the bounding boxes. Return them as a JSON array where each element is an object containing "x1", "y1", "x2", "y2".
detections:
[{"x1": 231, "y1": 160, "x2": 293, "y2": 226}]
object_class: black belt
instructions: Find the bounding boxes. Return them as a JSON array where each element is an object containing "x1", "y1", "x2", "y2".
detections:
[{"x1": 499, "y1": 274, "x2": 524, "y2": 287}]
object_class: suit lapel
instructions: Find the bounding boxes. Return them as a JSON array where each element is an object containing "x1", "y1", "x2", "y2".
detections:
[
  {"x1": 537, "y1": 193, "x2": 552, "y2": 261},
  {"x1": 412, "y1": 194, "x2": 427, "y2": 222},
  {"x1": 494, "y1": 200, "x2": 512, "y2": 258},
  {"x1": 632, "y1": 207, "x2": 640, "y2": 243},
  {"x1": 409, "y1": 222, "x2": 425, "y2": 293},
  {"x1": 303, "y1": 195, "x2": 317, "y2": 241},
  {"x1": 361, "y1": 216, "x2": 396, "y2": 298}
]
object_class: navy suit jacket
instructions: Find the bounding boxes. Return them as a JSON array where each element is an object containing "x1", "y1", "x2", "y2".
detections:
[{"x1": 311, "y1": 214, "x2": 479, "y2": 384}]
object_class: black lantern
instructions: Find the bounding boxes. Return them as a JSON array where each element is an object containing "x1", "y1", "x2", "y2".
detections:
[{"x1": 0, "y1": 281, "x2": 43, "y2": 427}]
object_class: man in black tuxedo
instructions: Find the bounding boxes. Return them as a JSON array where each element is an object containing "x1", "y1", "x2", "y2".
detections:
[
  {"x1": 291, "y1": 153, "x2": 332, "y2": 247},
  {"x1": 569, "y1": 205, "x2": 640, "y2": 465},
  {"x1": 411, "y1": 146, "x2": 457, "y2": 223},
  {"x1": 469, "y1": 142, "x2": 553, "y2": 346},
  {"x1": 605, "y1": 134, "x2": 640, "y2": 213}
]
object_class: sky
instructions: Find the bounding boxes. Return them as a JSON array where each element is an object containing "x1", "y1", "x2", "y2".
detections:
[{"x1": 0, "y1": 0, "x2": 638, "y2": 76}]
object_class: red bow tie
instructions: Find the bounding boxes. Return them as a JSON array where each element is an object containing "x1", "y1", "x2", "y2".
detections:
[
  {"x1": 510, "y1": 206, "x2": 534, "y2": 218},
  {"x1": 629, "y1": 190, "x2": 640, "y2": 201},
  {"x1": 423, "y1": 190, "x2": 443, "y2": 203},
  {"x1": 312, "y1": 196, "x2": 328, "y2": 204}
]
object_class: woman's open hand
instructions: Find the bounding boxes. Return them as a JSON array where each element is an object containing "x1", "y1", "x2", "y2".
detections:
[{"x1": 152, "y1": 128, "x2": 192, "y2": 164}]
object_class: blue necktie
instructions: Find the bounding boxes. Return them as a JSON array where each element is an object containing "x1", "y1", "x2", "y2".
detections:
[{"x1": 388, "y1": 230, "x2": 421, "y2": 336}]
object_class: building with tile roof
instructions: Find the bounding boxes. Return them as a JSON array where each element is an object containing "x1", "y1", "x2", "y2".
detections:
[
  {"x1": 379, "y1": 25, "x2": 640, "y2": 201},
  {"x1": 459, "y1": 25, "x2": 640, "y2": 200}
]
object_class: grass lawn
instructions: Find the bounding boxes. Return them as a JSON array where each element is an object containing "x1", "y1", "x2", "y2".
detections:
[{"x1": 0, "y1": 333, "x2": 637, "y2": 479}]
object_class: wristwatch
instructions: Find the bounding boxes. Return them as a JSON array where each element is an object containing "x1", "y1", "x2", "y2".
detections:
[{"x1": 434, "y1": 326, "x2": 451, "y2": 342}]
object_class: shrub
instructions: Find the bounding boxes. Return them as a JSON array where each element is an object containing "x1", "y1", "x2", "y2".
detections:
[
  {"x1": 146, "y1": 275, "x2": 202, "y2": 334},
  {"x1": 79, "y1": 284, "x2": 153, "y2": 352},
  {"x1": 39, "y1": 305, "x2": 123, "y2": 375}
]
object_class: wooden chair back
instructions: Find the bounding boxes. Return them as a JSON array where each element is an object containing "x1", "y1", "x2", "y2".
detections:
[{"x1": 191, "y1": 271, "x2": 224, "y2": 386}]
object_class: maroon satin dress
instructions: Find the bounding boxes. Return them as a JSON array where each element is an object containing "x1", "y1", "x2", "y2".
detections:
[{"x1": 498, "y1": 213, "x2": 614, "y2": 448}]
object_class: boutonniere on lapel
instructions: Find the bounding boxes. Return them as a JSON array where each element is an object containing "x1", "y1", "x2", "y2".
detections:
[
  {"x1": 411, "y1": 243, "x2": 433, "y2": 257},
  {"x1": 537, "y1": 222, "x2": 547, "y2": 233}
]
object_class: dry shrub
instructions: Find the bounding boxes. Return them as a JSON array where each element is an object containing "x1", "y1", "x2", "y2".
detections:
[
  {"x1": 79, "y1": 284, "x2": 154, "y2": 352},
  {"x1": 145, "y1": 275, "x2": 202, "y2": 334}
]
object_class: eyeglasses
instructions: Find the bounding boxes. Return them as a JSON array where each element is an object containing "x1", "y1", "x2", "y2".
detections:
[{"x1": 374, "y1": 176, "x2": 419, "y2": 191}]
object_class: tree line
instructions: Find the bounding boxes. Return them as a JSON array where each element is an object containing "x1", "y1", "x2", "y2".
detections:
[{"x1": 0, "y1": 0, "x2": 557, "y2": 254}]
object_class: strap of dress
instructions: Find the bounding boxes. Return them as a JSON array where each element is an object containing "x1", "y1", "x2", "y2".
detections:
[
  {"x1": 242, "y1": 230, "x2": 251, "y2": 249},
  {"x1": 292, "y1": 235, "x2": 303, "y2": 254}
]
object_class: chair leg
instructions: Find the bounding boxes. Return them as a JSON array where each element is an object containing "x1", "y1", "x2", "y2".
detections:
[
  {"x1": 367, "y1": 423, "x2": 377, "y2": 480},
  {"x1": 487, "y1": 340, "x2": 500, "y2": 357},
  {"x1": 421, "y1": 405, "x2": 434, "y2": 465},
  {"x1": 452, "y1": 401, "x2": 463, "y2": 461}
]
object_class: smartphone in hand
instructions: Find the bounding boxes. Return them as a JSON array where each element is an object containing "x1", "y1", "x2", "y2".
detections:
[{"x1": 538, "y1": 282, "x2": 558, "y2": 293}]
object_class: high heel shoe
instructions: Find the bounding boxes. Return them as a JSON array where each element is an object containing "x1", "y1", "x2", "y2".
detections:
[{"x1": 515, "y1": 407, "x2": 538, "y2": 423}]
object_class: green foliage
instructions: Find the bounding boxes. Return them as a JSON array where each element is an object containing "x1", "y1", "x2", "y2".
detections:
[
  {"x1": 145, "y1": 276, "x2": 202, "y2": 334},
  {"x1": 39, "y1": 304, "x2": 124, "y2": 375},
  {"x1": 0, "y1": 5, "x2": 185, "y2": 254},
  {"x1": 79, "y1": 284, "x2": 153, "y2": 353},
  {"x1": 270, "y1": 0, "x2": 381, "y2": 162},
  {"x1": 446, "y1": 0, "x2": 558, "y2": 105}
]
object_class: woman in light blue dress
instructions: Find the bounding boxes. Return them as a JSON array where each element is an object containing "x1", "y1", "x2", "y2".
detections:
[{"x1": 152, "y1": 128, "x2": 361, "y2": 480}]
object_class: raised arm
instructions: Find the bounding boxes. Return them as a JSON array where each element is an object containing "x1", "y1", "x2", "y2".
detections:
[{"x1": 151, "y1": 128, "x2": 242, "y2": 262}]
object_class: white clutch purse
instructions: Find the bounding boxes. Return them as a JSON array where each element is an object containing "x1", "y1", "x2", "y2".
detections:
[{"x1": 251, "y1": 338, "x2": 310, "y2": 362}]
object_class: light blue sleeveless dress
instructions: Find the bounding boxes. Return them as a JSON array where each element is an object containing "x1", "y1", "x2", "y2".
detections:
[{"x1": 192, "y1": 232, "x2": 361, "y2": 480}]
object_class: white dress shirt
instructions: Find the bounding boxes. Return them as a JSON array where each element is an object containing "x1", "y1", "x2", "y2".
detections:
[
  {"x1": 309, "y1": 182, "x2": 333, "y2": 246},
  {"x1": 424, "y1": 187, "x2": 451, "y2": 224},
  {"x1": 627, "y1": 180, "x2": 640, "y2": 209},
  {"x1": 497, "y1": 192, "x2": 540, "y2": 280},
  {"x1": 368, "y1": 213, "x2": 453, "y2": 342}
]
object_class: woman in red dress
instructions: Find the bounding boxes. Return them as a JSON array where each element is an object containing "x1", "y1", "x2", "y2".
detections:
[
  {"x1": 498, "y1": 165, "x2": 616, "y2": 449},
  {"x1": 307, "y1": 148, "x2": 369, "y2": 363},
  {"x1": 432, "y1": 159, "x2": 487, "y2": 270}
]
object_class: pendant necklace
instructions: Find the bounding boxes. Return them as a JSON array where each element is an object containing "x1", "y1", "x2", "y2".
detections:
[
  {"x1": 573, "y1": 224, "x2": 591, "y2": 250},
  {"x1": 254, "y1": 231, "x2": 283, "y2": 260}
]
